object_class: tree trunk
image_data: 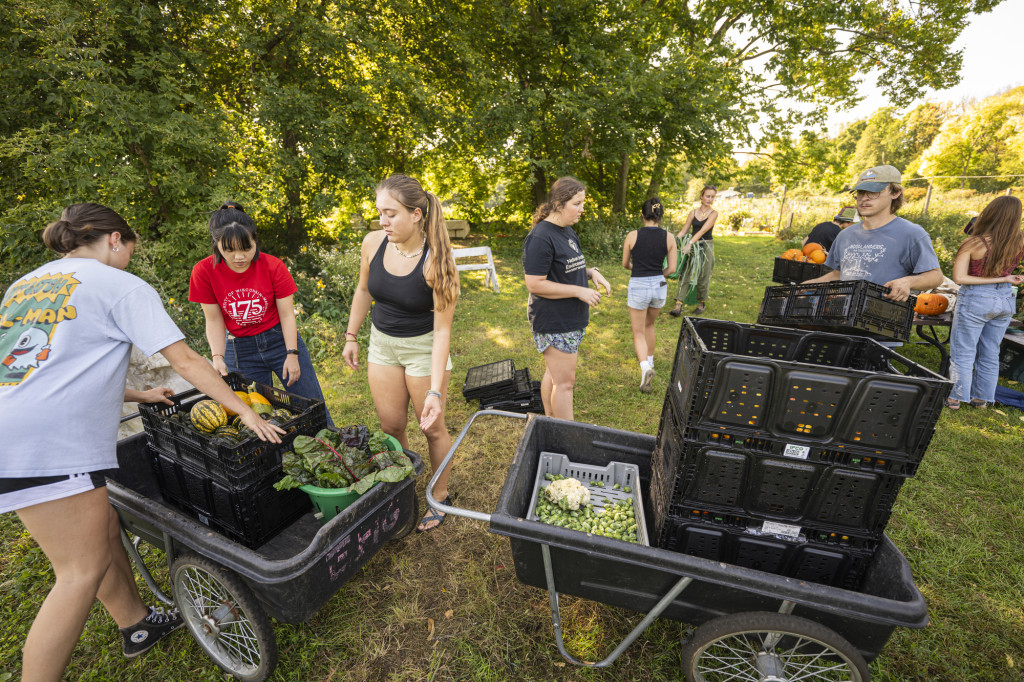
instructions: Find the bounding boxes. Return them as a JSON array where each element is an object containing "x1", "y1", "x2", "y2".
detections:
[
  {"x1": 647, "y1": 140, "x2": 670, "y2": 199},
  {"x1": 531, "y1": 162, "x2": 547, "y2": 209},
  {"x1": 282, "y1": 129, "x2": 305, "y2": 249},
  {"x1": 612, "y1": 151, "x2": 630, "y2": 213}
]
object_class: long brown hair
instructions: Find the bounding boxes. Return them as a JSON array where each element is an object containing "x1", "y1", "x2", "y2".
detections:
[
  {"x1": 532, "y1": 176, "x2": 586, "y2": 226},
  {"x1": 376, "y1": 174, "x2": 459, "y2": 312},
  {"x1": 42, "y1": 203, "x2": 137, "y2": 254},
  {"x1": 960, "y1": 195, "x2": 1024, "y2": 277}
]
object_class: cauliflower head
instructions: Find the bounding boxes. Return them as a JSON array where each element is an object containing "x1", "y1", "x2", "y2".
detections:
[{"x1": 544, "y1": 477, "x2": 591, "y2": 510}]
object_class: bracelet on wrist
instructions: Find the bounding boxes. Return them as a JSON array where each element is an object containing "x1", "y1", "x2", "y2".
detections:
[
  {"x1": 212, "y1": 353, "x2": 223, "y2": 358},
  {"x1": 344, "y1": 331, "x2": 357, "y2": 339},
  {"x1": 425, "y1": 389, "x2": 442, "y2": 400}
]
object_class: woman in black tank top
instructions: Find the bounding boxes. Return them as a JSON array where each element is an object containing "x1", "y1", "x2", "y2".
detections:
[
  {"x1": 343, "y1": 174, "x2": 460, "y2": 532},
  {"x1": 669, "y1": 185, "x2": 718, "y2": 316},
  {"x1": 622, "y1": 197, "x2": 677, "y2": 393}
]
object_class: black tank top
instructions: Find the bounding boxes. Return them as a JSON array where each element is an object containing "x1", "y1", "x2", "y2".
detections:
[
  {"x1": 367, "y1": 236, "x2": 435, "y2": 337},
  {"x1": 631, "y1": 226, "x2": 669, "y2": 277},
  {"x1": 691, "y1": 211, "x2": 714, "y2": 241}
]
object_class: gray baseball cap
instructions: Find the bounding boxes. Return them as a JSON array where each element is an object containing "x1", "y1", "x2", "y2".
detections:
[{"x1": 853, "y1": 165, "x2": 901, "y2": 192}]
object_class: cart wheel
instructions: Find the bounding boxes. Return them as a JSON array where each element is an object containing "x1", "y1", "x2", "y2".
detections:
[
  {"x1": 680, "y1": 611, "x2": 870, "y2": 682},
  {"x1": 170, "y1": 553, "x2": 278, "y2": 682}
]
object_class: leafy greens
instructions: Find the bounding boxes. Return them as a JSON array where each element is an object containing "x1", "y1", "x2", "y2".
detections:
[{"x1": 274, "y1": 427, "x2": 414, "y2": 494}]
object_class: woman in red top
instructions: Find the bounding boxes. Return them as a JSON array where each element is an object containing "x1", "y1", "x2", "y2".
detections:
[
  {"x1": 947, "y1": 195, "x2": 1024, "y2": 409},
  {"x1": 189, "y1": 202, "x2": 333, "y2": 424}
]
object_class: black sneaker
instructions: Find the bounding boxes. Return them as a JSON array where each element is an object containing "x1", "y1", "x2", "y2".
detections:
[{"x1": 120, "y1": 605, "x2": 184, "y2": 658}]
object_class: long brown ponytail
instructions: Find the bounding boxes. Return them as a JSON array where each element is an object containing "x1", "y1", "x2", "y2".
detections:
[
  {"x1": 532, "y1": 176, "x2": 586, "y2": 226},
  {"x1": 963, "y1": 195, "x2": 1024, "y2": 277},
  {"x1": 376, "y1": 174, "x2": 459, "y2": 312}
]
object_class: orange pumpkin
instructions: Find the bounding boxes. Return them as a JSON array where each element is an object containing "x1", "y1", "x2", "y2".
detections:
[
  {"x1": 802, "y1": 242, "x2": 824, "y2": 257},
  {"x1": 914, "y1": 293, "x2": 949, "y2": 316},
  {"x1": 794, "y1": 254, "x2": 809, "y2": 262},
  {"x1": 808, "y1": 249, "x2": 827, "y2": 264},
  {"x1": 781, "y1": 248, "x2": 803, "y2": 260}
]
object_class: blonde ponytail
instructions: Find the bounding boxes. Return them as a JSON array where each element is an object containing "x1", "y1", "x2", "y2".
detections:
[{"x1": 422, "y1": 192, "x2": 459, "y2": 312}]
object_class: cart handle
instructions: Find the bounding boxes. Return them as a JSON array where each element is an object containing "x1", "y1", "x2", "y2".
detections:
[{"x1": 426, "y1": 409, "x2": 528, "y2": 524}]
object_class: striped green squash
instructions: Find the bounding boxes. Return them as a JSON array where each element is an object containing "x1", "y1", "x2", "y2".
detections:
[{"x1": 190, "y1": 400, "x2": 228, "y2": 433}]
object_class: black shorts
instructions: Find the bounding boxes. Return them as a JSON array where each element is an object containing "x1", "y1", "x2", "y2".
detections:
[{"x1": 0, "y1": 470, "x2": 108, "y2": 514}]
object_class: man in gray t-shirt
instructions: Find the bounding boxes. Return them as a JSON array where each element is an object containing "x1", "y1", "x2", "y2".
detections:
[{"x1": 805, "y1": 165, "x2": 943, "y2": 301}]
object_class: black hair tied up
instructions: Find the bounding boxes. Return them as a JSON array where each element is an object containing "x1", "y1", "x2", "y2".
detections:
[
  {"x1": 208, "y1": 200, "x2": 260, "y2": 264},
  {"x1": 641, "y1": 197, "x2": 665, "y2": 224}
]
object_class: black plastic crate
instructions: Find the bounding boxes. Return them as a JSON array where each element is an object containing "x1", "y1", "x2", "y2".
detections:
[
  {"x1": 999, "y1": 336, "x2": 1024, "y2": 382},
  {"x1": 139, "y1": 373, "x2": 327, "y2": 487},
  {"x1": 661, "y1": 433, "x2": 905, "y2": 537},
  {"x1": 758, "y1": 280, "x2": 916, "y2": 341},
  {"x1": 658, "y1": 514, "x2": 875, "y2": 590},
  {"x1": 150, "y1": 447, "x2": 310, "y2": 548},
  {"x1": 771, "y1": 257, "x2": 832, "y2": 284},
  {"x1": 462, "y1": 359, "x2": 517, "y2": 400},
  {"x1": 666, "y1": 319, "x2": 950, "y2": 461}
]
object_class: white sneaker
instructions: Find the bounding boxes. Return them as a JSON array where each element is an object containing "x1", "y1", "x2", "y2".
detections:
[{"x1": 640, "y1": 367, "x2": 655, "y2": 393}]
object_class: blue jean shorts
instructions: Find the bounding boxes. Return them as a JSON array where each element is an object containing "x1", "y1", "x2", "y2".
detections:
[
  {"x1": 533, "y1": 329, "x2": 586, "y2": 354},
  {"x1": 627, "y1": 275, "x2": 668, "y2": 310}
]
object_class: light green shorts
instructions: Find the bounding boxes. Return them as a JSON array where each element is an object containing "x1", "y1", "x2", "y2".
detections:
[{"x1": 368, "y1": 325, "x2": 453, "y2": 377}]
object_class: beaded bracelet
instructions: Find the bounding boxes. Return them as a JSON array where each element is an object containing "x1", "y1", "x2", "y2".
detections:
[{"x1": 425, "y1": 389, "x2": 442, "y2": 399}]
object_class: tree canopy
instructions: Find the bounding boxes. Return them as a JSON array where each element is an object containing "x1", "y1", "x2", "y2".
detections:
[{"x1": 0, "y1": 0, "x2": 1008, "y2": 284}]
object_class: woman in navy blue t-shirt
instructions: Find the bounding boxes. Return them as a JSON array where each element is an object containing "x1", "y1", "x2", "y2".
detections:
[{"x1": 522, "y1": 177, "x2": 611, "y2": 420}]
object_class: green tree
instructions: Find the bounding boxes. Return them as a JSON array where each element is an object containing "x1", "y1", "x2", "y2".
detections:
[{"x1": 918, "y1": 86, "x2": 1024, "y2": 190}]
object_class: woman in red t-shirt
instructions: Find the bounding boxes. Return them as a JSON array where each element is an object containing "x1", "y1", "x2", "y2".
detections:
[{"x1": 189, "y1": 202, "x2": 333, "y2": 424}]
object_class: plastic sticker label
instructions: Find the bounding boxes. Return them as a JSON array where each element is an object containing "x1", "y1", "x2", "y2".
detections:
[
  {"x1": 783, "y1": 444, "x2": 811, "y2": 459},
  {"x1": 677, "y1": 381, "x2": 682, "y2": 393},
  {"x1": 762, "y1": 521, "x2": 801, "y2": 538}
]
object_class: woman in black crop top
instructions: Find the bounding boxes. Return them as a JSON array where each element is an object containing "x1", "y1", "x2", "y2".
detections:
[
  {"x1": 343, "y1": 174, "x2": 460, "y2": 532},
  {"x1": 622, "y1": 197, "x2": 677, "y2": 393},
  {"x1": 669, "y1": 184, "x2": 718, "y2": 317}
]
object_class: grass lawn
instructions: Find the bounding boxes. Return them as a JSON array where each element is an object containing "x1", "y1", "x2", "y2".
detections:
[{"x1": 2, "y1": 234, "x2": 1023, "y2": 680}]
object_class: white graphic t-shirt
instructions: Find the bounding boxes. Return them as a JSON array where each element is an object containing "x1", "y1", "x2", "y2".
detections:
[{"x1": 0, "y1": 258, "x2": 184, "y2": 476}]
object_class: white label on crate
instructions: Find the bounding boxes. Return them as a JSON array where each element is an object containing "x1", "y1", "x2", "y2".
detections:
[
  {"x1": 783, "y1": 443, "x2": 811, "y2": 460},
  {"x1": 762, "y1": 521, "x2": 801, "y2": 538},
  {"x1": 677, "y1": 380, "x2": 682, "y2": 394}
]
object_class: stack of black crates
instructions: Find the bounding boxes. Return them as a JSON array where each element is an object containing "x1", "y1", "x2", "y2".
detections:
[
  {"x1": 463, "y1": 359, "x2": 543, "y2": 413},
  {"x1": 139, "y1": 372, "x2": 327, "y2": 548},
  {"x1": 650, "y1": 318, "x2": 950, "y2": 590}
]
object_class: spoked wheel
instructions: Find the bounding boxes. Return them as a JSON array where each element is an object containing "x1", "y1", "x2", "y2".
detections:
[
  {"x1": 170, "y1": 553, "x2": 278, "y2": 682},
  {"x1": 681, "y1": 612, "x2": 870, "y2": 682}
]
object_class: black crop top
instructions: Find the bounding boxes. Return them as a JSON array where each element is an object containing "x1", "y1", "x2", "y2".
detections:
[{"x1": 367, "y1": 236, "x2": 435, "y2": 337}]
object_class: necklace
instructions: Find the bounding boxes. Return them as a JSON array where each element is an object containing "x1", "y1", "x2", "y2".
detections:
[
  {"x1": 696, "y1": 208, "x2": 712, "y2": 220},
  {"x1": 392, "y1": 237, "x2": 425, "y2": 259}
]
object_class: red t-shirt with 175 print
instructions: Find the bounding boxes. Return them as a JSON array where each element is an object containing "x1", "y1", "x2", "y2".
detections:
[{"x1": 189, "y1": 254, "x2": 298, "y2": 336}]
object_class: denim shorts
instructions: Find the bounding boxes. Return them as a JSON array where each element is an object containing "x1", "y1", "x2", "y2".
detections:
[
  {"x1": 533, "y1": 329, "x2": 586, "y2": 354},
  {"x1": 627, "y1": 275, "x2": 668, "y2": 310},
  {"x1": 368, "y1": 325, "x2": 453, "y2": 377}
]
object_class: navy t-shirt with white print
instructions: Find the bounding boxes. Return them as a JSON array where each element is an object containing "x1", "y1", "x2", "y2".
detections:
[{"x1": 522, "y1": 220, "x2": 589, "y2": 334}]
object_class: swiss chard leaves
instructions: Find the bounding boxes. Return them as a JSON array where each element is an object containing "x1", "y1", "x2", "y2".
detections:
[{"x1": 274, "y1": 427, "x2": 414, "y2": 492}]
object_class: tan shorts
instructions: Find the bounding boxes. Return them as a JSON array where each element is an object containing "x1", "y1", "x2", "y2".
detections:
[{"x1": 368, "y1": 325, "x2": 453, "y2": 377}]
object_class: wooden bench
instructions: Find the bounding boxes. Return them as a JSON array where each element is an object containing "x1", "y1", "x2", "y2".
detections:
[{"x1": 452, "y1": 246, "x2": 499, "y2": 293}]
